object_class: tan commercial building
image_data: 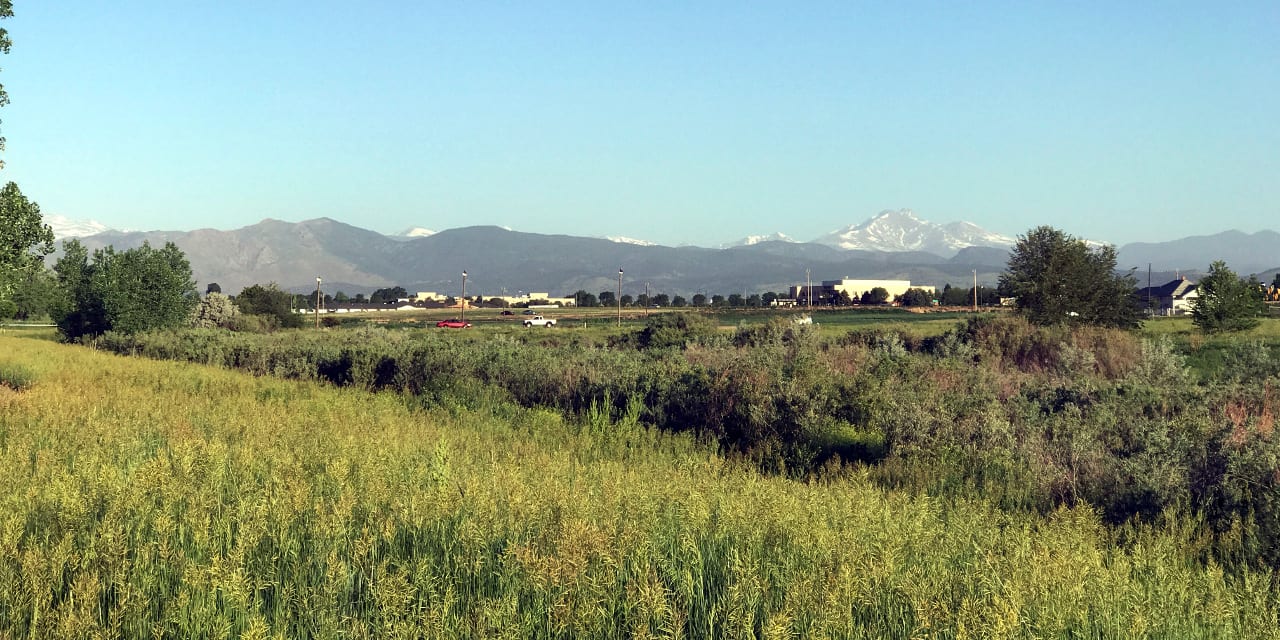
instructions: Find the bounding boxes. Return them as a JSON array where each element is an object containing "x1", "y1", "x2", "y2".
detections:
[{"x1": 789, "y1": 279, "x2": 936, "y2": 304}]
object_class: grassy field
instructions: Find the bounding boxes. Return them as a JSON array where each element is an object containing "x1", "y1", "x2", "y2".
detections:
[
  {"x1": 2, "y1": 334, "x2": 1279, "y2": 638},
  {"x1": 1140, "y1": 316, "x2": 1280, "y2": 376}
]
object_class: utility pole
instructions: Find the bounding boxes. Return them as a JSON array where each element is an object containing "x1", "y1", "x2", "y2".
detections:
[
  {"x1": 806, "y1": 268, "x2": 812, "y2": 307},
  {"x1": 461, "y1": 270, "x2": 468, "y2": 322},
  {"x1": 315, "y1": 277, "x2": 322, "y2": 330},
  {"x1": 1152, "y1": 263, "x2": 1162, "y2": 316},
  {"x1": 617, "y1": 268, "x2": 624, "y2": 327},
  {"x1": 972, "y1": 270, "x2": 978, "y2": 312}
]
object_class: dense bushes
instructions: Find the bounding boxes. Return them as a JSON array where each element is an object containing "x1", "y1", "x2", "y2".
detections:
[{"x1": 99, "y1": 314, "x2": 1280, "y2": 570}]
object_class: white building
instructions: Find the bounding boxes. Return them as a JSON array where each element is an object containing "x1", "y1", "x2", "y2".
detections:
[{"x1": 788, "y1": 278, "x2": 935, "y2": 304}]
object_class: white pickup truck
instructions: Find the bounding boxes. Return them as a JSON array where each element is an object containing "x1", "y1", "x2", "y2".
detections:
[{"x1": 522, "y1": 315, "x2": 557, "y2": 328}]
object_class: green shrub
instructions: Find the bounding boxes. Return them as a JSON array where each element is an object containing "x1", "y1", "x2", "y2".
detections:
[{"x1": 637, "y1": 312, "x2": 717, "y2": 349}]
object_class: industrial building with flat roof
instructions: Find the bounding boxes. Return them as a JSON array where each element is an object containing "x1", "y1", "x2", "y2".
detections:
[{"x1": 788, "y1": 279, "x2": 936, "y2": 304}]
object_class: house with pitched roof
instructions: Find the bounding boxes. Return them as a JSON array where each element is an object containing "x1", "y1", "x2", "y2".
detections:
[{"x1": 1136, "y1": 277, "x2": 1198, "y2": 316}]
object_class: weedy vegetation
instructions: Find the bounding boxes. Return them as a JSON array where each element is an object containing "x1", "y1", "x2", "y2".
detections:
[{"x1": 3, "y1": 312, "x2": 1280, "y2": 637}]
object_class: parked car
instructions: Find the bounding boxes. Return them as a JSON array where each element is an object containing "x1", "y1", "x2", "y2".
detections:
[
  {"x1": 522, "y1": 315, "x2": 556, "y2": 328},
  {"x1": 500, "y1": 310, "x2": 514, "y2": 316},
  {"x1": 521, "y1": 309, "x2": 536, "y2": 315},
  {"x1": 436, "y1": 319, "x2": 471, "y2": 328}
]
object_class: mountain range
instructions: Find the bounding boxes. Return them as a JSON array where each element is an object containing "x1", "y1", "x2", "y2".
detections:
[{"x1": 46, "y1": 211, "x2": 1279, "y2": 297}]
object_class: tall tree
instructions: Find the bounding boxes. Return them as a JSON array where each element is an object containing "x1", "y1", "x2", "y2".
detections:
[
  {"x1": 235, "y1": 283, "x2": 303, "y2": 329},
  {"x1": 53, "y1": 240, "x2": 198, "y2": 339},
  {"x1": 1191, "y1": 261, "x2": 1266, "y2": 333},
  {"x1": 0, "y1": 0, "x2": 13, "y2": 163},
  {"x1": 999, "y1": 226, "x2": 1141, "y2": 328},
  {"x1": 860, "y1": 288, "x2": 889, "y2": 305},
  {"x1": 0, "y1": 182, "x2": 52, "y2": 301}
]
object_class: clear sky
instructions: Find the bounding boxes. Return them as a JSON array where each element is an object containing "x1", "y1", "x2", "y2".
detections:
[{"x1": 2, "y1": 1, "x2": 1277, "y2": 247}]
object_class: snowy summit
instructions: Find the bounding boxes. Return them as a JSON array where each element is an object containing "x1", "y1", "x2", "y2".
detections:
[
  {"x1": 813, "y1": 209, "x2": 1015, "y2": 256},
  {"x1": 394, "y1": 226, "x2": 437, "y2": 239},
  {"x1": 605, "y1": 236, "x2": 657, "y2": 246},
  {"x1": 724, "y1": 232, "x2": 796, "y2": 248},
  {"x1": 46, "y1": 214, "x2": 111, "y2": 240}
]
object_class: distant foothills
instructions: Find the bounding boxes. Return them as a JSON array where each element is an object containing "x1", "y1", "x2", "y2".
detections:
[{"x1": 47, "y1": 210, "x2": 1280, "y2": 298}]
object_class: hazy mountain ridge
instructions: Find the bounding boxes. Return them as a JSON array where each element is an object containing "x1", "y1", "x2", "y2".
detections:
[
  {"x1": 52, "y1": 214, "x2": 1278, "y2": 297},
  {"x1": 1116, "y1": 230, "x2": 1280, "y2": 277}
]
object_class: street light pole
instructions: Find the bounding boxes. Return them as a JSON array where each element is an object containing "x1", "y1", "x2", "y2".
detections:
[
  {"x1": 315, "y1": 277, "x2": 322, "y2": 330},
  {"x1": 461, "y1": 270, "x2": 468, "y2": 322},
  {"x1": 972, "y1": 270, "x2": 978, "y2": 312},
  {"x1": 617, "y1": 268, "x2": 624, "y2": 327}
]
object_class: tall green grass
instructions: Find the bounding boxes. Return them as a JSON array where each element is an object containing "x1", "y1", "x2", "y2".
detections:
[{"x1": 2, "y1": 335, "x2": 1279, "y2": 637}]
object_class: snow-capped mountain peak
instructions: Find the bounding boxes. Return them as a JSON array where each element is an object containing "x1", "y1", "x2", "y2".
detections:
[
  {"x1": 394, "y1": 226, "x2": 436, "y2": 239},
  {"x1": 605, "y1": 236, "x2": 656, "y2": 246},
  {"x1": 724, "y1": 232, "x2": 796, "y2": 248},
  {"x1": 813, "y1": 209, "x2": 1014, "y2": 256},
  {"x1": 46, "y1": 214, "x2": 111, "y2": 240}
]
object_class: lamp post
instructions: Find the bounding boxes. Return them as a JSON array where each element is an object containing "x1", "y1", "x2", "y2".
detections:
[
  {"x1": 461, "y1": 270, "x2": 468, "y2": 322},
  {"x1": 972, "y1": 270, "x2": 978, "y2": 312},
  {"x1": 315, "y1": 277, "x2": 322, "y2": 330},
  {"x1": 617, "y1": 268, "x2": 624, "y2": 327}
]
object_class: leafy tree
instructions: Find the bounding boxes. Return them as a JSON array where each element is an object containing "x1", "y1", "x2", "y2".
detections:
[
  {"x1": 573, "y1": 290, "x2": 597, "y2": 307},
  {"x1": 999, "y1": 226, "x2": 1141, "y2": 328},
  {"x1": 235, "y1": 283, "x2": 303, "y2": 329},
  {"x1": 635, "y1": 293, "x2": 650, "y2": 307},
  {"x1": 598, "y1": 291, "x2": 615, "y2": 307},
  {"x1": 353, "y1": 293, "x2": 367, "y2": 303},
  {"x1": 671, "y1": 295, "x2": 687, "y2": 307},
  {"x1": 860, "y1": 287, "x2": 889, "y2": 305},
  {"x1": 52, "y1": 240, "x2": 198, "y2": 339},
  {"x1": 692, "y1": 293, "x2": 707, "y2": 306},
  {"x1": 940, "y1": 283, "x2": 967, "y2": 306},
  {"x1": 191, "y1": 292, "x2": 239, "y2": 328},
  {"x1": 0, "y1": 182, "x2": 53, "y2": 302},
  {"x1": 0, "y1": 0, "x2": 14, "y2": 161},
  {"x1": 727, "y1": 293, "x2": 745, "y2": 307},
  {"x1": 370, "y1": 286, "x2": 408, "y2": 303},
  {"x1": 836, "y1": 290, "x2": 853, "y2": 306},
  {"x1": 898, "y1": 288, "x2": 934, "y2": 307},
  {"x1": 51, "y1": 240, "x2": 106, "y2": 338},
  {"x1": 334, "y1": 290, "x2": 349, "y2": 303},
  {"x1": 9, "y1": 267, "x2": 57, "y2": 319},
  {"x1": 746, "y1": 293, "x2": 761, "y2": 307},
  {"x1": 0, "y1": 7, "x2": 48, "y2": 303},
  {"x1": 205, "y1": 282, "x2": 221, "y2": 295},
  {"x1": 762, "y1": 291, "x2": 779, "y2": 306},
  {"x1": 620, "y1": 294, "x2": 634, "y2": 307},
  {"x1": 1191, "y1": 260, "x2": 1266, "y2": 333},
  {"x1": 711, "y1": 294, "x2": 725, "y2": 307},
  {"x1": 652, "y1": 293, "x2": 670, "y2": 307}
]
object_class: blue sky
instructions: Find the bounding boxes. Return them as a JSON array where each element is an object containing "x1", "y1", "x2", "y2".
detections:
[{"x1": 2, "y1": 1, "x2": 1277, "y2": 246}]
